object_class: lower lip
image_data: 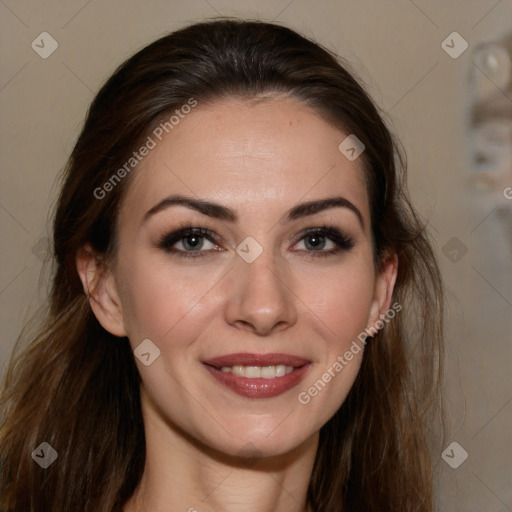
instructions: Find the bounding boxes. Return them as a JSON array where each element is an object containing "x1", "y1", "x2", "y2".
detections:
[{"x1": 203, "y1": 364, "x2": 311, "y2": 399}]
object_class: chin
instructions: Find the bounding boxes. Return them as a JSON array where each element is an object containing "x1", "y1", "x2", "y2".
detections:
[{"x1": 200, "y1": 423, "x2": 315, "y2": 462}]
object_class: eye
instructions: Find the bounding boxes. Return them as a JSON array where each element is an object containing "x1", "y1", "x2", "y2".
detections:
[
  {"x1": 157, "y1": 224, "x2": 355, "y2": 259},
  {"x1": 292, "y1": 225, "x2": 355, "y2": 257},
  {"x1": 157, "y1": 226, "x2": 221, "y2": 258}
]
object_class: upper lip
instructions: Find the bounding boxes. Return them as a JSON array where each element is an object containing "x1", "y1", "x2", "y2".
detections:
[{"x1": 202, "y1": 353, "x2": 310, "y2": 368}]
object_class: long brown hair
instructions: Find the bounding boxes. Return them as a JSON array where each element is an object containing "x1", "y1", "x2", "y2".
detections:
[{"x1": 0, "y1": 19, "x2": 444, "y2": 511}]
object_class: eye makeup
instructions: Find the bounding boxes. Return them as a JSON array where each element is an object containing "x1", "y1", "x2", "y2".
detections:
[{"x1": 155, "y1": 222, "x2": 356, "y2": 260}]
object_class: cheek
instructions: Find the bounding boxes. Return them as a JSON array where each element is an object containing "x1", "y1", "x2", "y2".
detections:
[
  {"x1": 117, "y1": 255, "x2": 225, "y2": 348},
  {"x1": 294, "y1": 261, "x2": 375, "y2": 416},
  {"x1": 304, "y1": 260, "x2": 376, "y2": 344}
]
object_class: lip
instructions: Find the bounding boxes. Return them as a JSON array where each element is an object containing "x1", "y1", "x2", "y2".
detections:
[{"x1": 202, "y1": 352, "x2": 311, "y2": 399}]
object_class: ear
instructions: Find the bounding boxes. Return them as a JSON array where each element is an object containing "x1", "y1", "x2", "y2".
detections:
[
  {"x1": 367, "y1": 251, "x2": 398, "y2": 330},
  {"x1": 76, "y1": 244, "x2": 127, "y2": 337}
]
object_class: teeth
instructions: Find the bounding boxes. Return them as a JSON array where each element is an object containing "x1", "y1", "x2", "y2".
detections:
[
  {"x1": 220, "y1": 365, "x2": 294, "y2": 378},
  {"x1": 261, "y1": 366, "x2": 276, "y2": 378},
  {"x1": 245, "y1": 366, "x2": 261, "y2": 378}
]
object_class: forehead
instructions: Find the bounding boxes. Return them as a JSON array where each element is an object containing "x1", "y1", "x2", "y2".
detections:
[{"x1": 120, "y1": 96, "x2": 370, "y2": 225}]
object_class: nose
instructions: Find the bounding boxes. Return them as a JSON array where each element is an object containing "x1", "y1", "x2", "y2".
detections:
[{"x1": 224, "y1": 246, "x2": 298, "y2": 336}]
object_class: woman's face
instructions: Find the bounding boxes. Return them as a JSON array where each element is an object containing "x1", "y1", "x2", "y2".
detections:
[{"x1": 91, "y1": 96, "x2": 396, "y2": 458}]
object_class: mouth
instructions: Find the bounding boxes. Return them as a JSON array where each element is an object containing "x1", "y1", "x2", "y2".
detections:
[{"x1": 202, "y1": 353, "x2": 311, "y2": 399}]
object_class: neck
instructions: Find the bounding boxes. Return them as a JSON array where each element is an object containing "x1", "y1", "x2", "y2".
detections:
[{"x1": 125, "y1": 389, "x2": 318, "y2": 512}]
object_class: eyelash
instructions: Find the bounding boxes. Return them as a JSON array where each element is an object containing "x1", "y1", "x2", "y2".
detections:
[{"x1": 156, "y1": 223, "x2": 355, "y2": 259}]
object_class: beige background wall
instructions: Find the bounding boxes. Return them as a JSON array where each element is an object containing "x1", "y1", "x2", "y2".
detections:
[{"x1": 1, "y1": 1, "x2": 511, "y2": 510}]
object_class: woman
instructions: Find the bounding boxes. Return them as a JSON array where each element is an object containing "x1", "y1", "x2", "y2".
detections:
[{"x1": 0, "y1": 19, "x2": 444, "y2": 512}]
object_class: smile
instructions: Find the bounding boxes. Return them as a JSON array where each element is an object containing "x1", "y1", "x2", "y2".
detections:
[
  {"x1": 218, "y1": 365, "x2": 294, "y2": 378},
  {"x1": 202, "y1": 353, "x2": 311, "y2": 399}
]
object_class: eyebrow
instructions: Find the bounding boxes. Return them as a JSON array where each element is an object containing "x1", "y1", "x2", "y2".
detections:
[{"x1": 142, "y1": 194, "x2": 364, "y2": 228}]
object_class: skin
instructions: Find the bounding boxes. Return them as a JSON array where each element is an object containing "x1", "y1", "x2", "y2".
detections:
[{"x1": 77, "y1": 96, "x2": 397, "y2": 512}]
